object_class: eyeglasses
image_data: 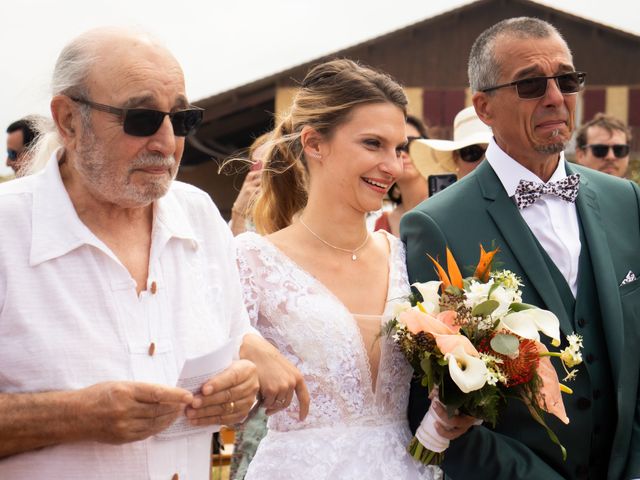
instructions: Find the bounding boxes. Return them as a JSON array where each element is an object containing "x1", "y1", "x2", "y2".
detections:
[
  {"x1": 69, "y1": 97, "x2": 204, "y2": 137},
  {"x1": 583, "y1": 144, "x2": 630, "y2": 158},
  {"x1": 480, "y1": 72, "x2": 586, "y2": 99},
  {"x1": 7, "y1": 149, "x2": 18, "y2": 161},
  {"x1": 457, "y1": 144, "x2": 486, "y2": 163},
  {"x1": 399, "y1": 136, "x2": 426, "y2": 153}
]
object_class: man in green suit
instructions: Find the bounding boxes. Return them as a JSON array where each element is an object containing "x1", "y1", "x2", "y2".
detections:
[{"x1": 402, "y1": 17, "x2": 640, "y2": 479}]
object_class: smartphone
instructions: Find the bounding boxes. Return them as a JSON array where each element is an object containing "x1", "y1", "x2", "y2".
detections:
[{"x1": 428, "y1": 174, "x2": 457, "y2": 197}]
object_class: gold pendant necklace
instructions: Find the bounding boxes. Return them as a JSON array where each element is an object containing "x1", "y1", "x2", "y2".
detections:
[{"x1": 299, "y1": 217, "x2": 369, "y2": 261}]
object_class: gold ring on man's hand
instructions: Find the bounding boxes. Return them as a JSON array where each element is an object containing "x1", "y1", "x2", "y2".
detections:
[{"x1": 223, "y1": 401, "x2": 235, "y2": 414}]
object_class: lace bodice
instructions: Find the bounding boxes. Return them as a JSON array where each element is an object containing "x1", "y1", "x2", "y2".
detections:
[{"x1": 235, "y1": 231, "x2": 413, "y2": 432}]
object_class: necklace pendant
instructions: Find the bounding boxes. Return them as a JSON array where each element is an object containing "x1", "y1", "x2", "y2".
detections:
[{"x1": 352, "y1": 254, "x2": 357, "y2": 261}]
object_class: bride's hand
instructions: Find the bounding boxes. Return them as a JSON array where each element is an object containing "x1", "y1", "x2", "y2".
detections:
[
  {"x1": 431, "y1": 399, "x2": 480, "y2": 441},
  {"x1": 240, "y1": 334, "x2": 310, "y2": 421}
]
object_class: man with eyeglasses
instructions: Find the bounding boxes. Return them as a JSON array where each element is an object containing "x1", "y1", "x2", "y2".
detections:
[
  {"x1": 575, "y1": 113, "x2": 632, "y2": 178},
  {"x1": 0, "y1": 27, "x2": 308, "y2": 480},
  {"x1": 5, "y1": 117, "x2": 38, "y2": 176},
  {"x1": 403, "y1": 17, "x2": 640, "y2": 480}
]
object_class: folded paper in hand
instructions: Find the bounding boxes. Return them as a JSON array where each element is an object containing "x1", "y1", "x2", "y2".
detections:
[{"x1": 156, "y1": 339, "x2": 237, "y2": 440}]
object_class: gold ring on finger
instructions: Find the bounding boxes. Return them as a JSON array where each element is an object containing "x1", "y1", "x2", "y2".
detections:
[
  {"x1": 223, "y1": 401, "x2": 235, "y2": 414},
  {"x1": 276, "y1": 399, "x2": 286, "y2": 406}
]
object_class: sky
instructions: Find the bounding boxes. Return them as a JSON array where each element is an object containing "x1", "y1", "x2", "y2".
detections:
[{"x1": 1, "y1": 0, "x2": 638, "y2": 175}]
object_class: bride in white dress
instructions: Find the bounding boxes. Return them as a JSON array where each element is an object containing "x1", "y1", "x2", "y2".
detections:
[{"x1": 235, "y1": 59, "x2": 451, "y2": 479}]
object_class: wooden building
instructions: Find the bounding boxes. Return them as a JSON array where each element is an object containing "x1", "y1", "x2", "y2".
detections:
[{"x1": 179, "y1": 0, "x2": 640, "y2": 216}]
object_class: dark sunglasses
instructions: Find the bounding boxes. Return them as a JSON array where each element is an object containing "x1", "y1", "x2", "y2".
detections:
[
  {"x1": 399, "y1": 136, "x2": 426, "y2": 153},
  {"x1": 7, "y1": 149, "x2": 18, "y2": 161},
  {"x1": 584, "y1": 144, "x2": 630, "y2": 158},
  {"x1": 457, "y1": 144, "x2": 486, "y2": 163},
  {"x1": 69, "y1": 97, "x2": 204, "y2": 137},
  {"x1": 481, "y1": 72, "x2": 586, "y2": 99}
]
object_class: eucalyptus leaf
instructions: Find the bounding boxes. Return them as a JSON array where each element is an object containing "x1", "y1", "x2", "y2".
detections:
[
  {"x1": 472, "y1": 299, "x2": 499, "y2": 317},
  {"x1": 490, "y1": 333, "x2": 520, "y2": 355},
  {"x1": 509, "y1": 302, "x2": 537, "y2": 312},
  {"x1": 487, "y1": 281, "x2": 500, "y2": 300}
]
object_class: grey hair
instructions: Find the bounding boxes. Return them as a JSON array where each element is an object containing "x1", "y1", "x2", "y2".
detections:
[
  {"x1": 468, "y1": 17, "x2": 572, "y2": 93},
  {"x1": 25, "y1": 27, "x2": 161, "y2": 174}
]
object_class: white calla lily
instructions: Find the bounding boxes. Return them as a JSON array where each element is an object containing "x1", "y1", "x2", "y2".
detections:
[
  {"x1": 393, "y1": 301, "x2": 412, "y2": 318},
  {"x1": 445, "y1": 345, "x2": 488, "y2": 393},
  {"x1": 412, "y1": 281, "x2": 441, "y2": 314},
  {"x1": 499, "y1": 308, "x2": 561, "y2": 345}
]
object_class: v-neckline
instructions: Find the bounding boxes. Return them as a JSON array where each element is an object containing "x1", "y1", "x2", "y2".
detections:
[{"x1": 249, "y1": 231, "x2": 396, "y2": 397}]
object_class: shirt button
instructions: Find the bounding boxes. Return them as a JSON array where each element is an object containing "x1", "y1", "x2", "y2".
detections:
[
  {"x1": 148, "y1": 342, "x2": 156, "y2": 356},
  {"x1": 150, "y1": 281, "x2": 158, "y2": 294},
  {"x1": 577, "y1": 318, "x2": 586, "y2": 328}
]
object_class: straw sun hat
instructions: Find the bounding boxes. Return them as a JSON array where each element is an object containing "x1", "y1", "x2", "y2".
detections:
[{"x1": 409, "y1": 106, "x2": 493, "y2": 178}]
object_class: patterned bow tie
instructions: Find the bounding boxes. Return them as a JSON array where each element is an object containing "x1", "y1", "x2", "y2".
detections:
[{"x1": 514, "y1": 173, "x2": 580, "y2": 209}]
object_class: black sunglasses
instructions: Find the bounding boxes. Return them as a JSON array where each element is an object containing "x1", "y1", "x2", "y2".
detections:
[
  {"x1": 69, "y1": 97, "x2": 204, "y2": 137},
  {"x1": 399, "y1": 136, "x2": 426, "y2": 153},
  {"x1": 7, "y1": 149, "x2": 18, "y2": 161},
  {"x1": 481, "y1": 72, "x2": 586, "y2": 99},
  {"x1": 457, "y1": 144, "x2": 486, "y2": 163},
  {"x1": 584, "y1": 144, "x2": 630, "y2": 158}
]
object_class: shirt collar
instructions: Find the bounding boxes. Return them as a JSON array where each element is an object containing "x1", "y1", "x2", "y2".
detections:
[
  {"x1": 485, "y1": 137, "x2": 568, "y2": 197},
  {"x1": 30, "y1": 150, "x2": 199, "y2": 266}
]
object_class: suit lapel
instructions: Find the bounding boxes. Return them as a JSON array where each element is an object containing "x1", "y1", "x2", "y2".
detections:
[
  {"x1": 474, "y1": 162, "x2": 574, "y2": 335},
  {"x1": 569, "y1": 164, "x2": 623, "y2": 384}
]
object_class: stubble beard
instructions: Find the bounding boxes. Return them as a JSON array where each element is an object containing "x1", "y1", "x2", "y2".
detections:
[
  {"x1": 534, "y1": 141, "x2": 567, "y2": 155},
  {"x1": 76, "y1": 128, "x2": 177, "y2": 207}
]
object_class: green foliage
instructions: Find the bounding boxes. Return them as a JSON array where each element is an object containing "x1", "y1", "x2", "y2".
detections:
[
  {"x1": 490, "y1": 333, "x2": 519, "y2": 356},
  {"x1": 471, "y1": 299, "x2": 499, "y2": 317}
]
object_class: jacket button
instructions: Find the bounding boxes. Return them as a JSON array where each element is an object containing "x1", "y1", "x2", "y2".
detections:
[
  {"x1": 593, "y1": 424, "x2": 601, "y2": 435},
  {"x1": 577, "y1": 318, "x2": 586, "y2": 328},
  {"x1": 593, "y1": 389, "x2": 601, "y2": 399},
  {"x1": 577, "y1": 397, "x2": 591, "y2": 410},
  {"x1": 586, "y1": 353, "x2": 594, "y2": 363}
]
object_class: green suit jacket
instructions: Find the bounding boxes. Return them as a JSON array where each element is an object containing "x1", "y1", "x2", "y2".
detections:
[{"x1": 401, "y1": 160, "x2": 640, "y2": 479}]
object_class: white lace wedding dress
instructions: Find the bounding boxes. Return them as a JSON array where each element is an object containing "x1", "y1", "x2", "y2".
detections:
[{"x1": 236, "y1": 231, "x2": 439, "y2": 480}]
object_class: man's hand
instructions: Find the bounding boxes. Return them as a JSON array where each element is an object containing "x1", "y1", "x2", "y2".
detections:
[
  {"x1": 81, "y1": 381, "x2": 193, "y2": 444},
  {"x1": 240, "y1": 334, "x2": 310, "y2": 420},
  {"x1": 432, "y1": 399, "x2": 480, "y2": 440},
  {"x1": 185, "y1": 359, "x2": 259, "y2": 426}
]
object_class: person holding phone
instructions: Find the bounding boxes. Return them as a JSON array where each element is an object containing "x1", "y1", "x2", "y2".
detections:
[
  {"x1": 373, "y1": 115, "x2": 429, "y2": 235},
  {"x1": 410, "y1": 106, "x2": 492, "y2": 186}
]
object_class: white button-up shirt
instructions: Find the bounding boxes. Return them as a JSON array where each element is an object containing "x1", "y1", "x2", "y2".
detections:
[
  {"x1": 0, "y1": 153, "x2": 257, "y2": 479},
  {"x1": 486, "y1": 138, "x2": 581, "y2": 296}
]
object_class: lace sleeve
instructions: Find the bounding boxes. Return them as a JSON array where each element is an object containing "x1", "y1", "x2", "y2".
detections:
[{"x1": 235, "y1": 233, "x2": 262, "y2": 327}]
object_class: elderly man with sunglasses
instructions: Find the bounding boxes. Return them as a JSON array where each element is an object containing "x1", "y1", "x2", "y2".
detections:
[
  {"x1": 403, "y1": 17, "x2": 640, "y2": 480},
  {"x1": 575, "y1": 112, "x2": 633, "y2": 178},
  {"x1": 0, "y1": 27, "x2": 308, "y2": 480}
]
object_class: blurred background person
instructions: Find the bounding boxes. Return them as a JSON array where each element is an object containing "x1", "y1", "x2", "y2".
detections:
[
  {"x1": 5, "y1": 117, "x2": 39, "y2": 177},
  {"x1": 410, "y1": 105, "x2": 492, "y2": 181},
  {"x1": 230, "y1": 133, "x2": 269, "y2": 236},
  {"x1": 374, "y1": 114, "x2": 428, "y2": 235},
  {"x1": 574, "y1": 112, "x2": 632, "y2": 178}
]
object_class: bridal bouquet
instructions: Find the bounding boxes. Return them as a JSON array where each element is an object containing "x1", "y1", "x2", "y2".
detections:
[{"x1": 386, "y1": 246, "x2": 583, "y2": 465}]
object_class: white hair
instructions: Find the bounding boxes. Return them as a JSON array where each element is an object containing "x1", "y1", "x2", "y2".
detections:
[{"x1": 25, "y1": 27, "x2": 165, "y2": 175}]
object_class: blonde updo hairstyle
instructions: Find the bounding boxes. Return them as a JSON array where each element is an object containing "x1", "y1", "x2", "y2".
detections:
[{"x1": 253, "y1": 58, "x2": 407, "y2": 234}]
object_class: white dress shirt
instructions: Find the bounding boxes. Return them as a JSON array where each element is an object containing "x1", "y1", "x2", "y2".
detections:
[
  {"x1": 0, "y1": 152, "x2": 257, "y2": 479},
  {"x1": 485, "y1": 138, "x2": 581, "y2": 296}
]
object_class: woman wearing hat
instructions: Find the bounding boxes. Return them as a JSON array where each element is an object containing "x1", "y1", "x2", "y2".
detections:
[{"x1": 410, "y1": 105, "x2": 492, "y2": 180}]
